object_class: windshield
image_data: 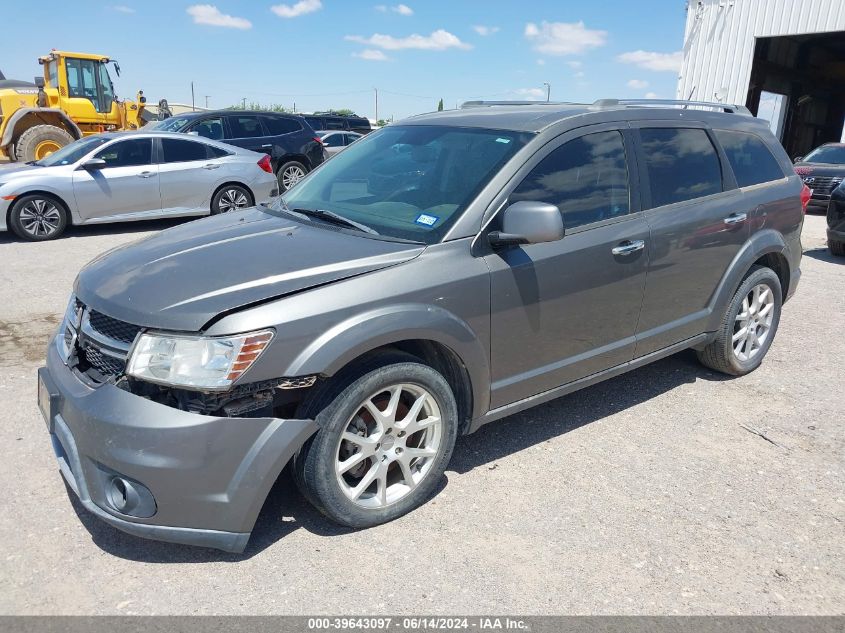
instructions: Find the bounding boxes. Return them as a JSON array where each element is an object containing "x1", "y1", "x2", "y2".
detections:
[
  {"x1": 35, "y1": 136, "x2": 111, "y2": 166},
  {"x1": 148, "y1": 116, "x2": 194, "y2": 132},
  {"x1": 803, "y1": 145, "x2": 845, "y2": 165},
  {"x1": 280, "y1": 125, "x2": 531, "y2": 243}
]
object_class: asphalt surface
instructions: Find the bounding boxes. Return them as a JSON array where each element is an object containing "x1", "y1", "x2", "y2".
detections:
[{"x1": 0, "y1": 214, "x2": 842, "y2": 615}]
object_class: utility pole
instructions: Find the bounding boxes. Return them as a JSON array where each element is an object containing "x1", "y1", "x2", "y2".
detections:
[
  {"x1": 191, "y1": 81, "x2": 195, "y2": 111},
  {"x1": 374, "y1": 87, "x2": 378, "y2": 123},
  {"x1": 204, "y1": 95, "x2": 210, "y2": 109},
  {"x1": 543, "y1": 82, "x2": 551, "y2": 102},
  {"x1": 242, "y1": 97, "x2": 247, "y2": 109}
]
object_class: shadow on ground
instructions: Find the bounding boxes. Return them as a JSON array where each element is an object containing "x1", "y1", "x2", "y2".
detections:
[
  {"x1": 803, "y1": 246, "x2": 843, "y2": 264},
  {"x1": 0, "y1": 217, "x2": 192, "y2": 244},
  {"x1": 69, "y1": 348, "x2": 731, "y2": 563}
]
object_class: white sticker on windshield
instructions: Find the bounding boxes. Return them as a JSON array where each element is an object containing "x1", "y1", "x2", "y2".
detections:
[
  {"x1": 415, "y1": 213, "x2": 439, "y2": 227},
  {"x1": 496, "y1": 138, "x2": 511, "y2": 144}
]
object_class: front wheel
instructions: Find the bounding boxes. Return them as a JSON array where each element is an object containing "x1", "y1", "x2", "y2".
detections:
[
  {"x1": 696, "y1": 265, "x2": 782, "y2": 376},
  {"x1": 8, "y1": 194, "x2": 68, "y2": 241},
  {"x1": 294, "y1": 356, "x2": 459, "y2": 528},
  {"x1": 829, "y1": 240, "x2": 845, "y2": 257}
]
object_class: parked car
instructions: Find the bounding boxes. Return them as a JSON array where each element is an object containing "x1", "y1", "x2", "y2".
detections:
[
  {"x1": 150, "y1": 110, "x2": 326, "y2": 192},
  {"x1": 318, "y1": 130, "x2": 363, "y2": 156},
  {"x1": 793, "y1": 143, "x2": 845, "y2": 213},
  {"x1": 39, "y1": 99, "x2": 804, "y2": 552},
  {"x1": 826, "y1": 181, "x2": 845, "y2": 256},
  {"x1": 304, "y1": 111, "x2": 372, "y2": 135},
  {"x1": 0, "y1": 131, "x2": 278, "y2": 241}
]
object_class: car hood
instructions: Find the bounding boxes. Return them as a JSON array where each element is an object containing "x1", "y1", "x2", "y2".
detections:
[
  {"x1": 0, "y1": 163, "x2": 67, "y2": 184},
  {"x1": 74, "y1": 207, "x2": 425, "y2": 331}
]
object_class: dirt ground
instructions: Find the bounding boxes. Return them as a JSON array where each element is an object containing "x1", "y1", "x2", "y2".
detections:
[{"x1": 0, "y1": 213, "x2": 842, "y2": 615}]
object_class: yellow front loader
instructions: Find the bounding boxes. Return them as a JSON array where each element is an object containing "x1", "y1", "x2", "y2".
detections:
[{"x1": 0, "y1": 50, "x2": 148, "y2": 162}]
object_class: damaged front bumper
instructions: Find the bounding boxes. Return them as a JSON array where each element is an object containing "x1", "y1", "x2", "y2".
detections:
[{"x1": 38, "y1": 337, "x2": 317, "y2": 553}]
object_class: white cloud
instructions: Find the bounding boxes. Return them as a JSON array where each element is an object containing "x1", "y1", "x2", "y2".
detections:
[
  {"x1": 536, "y1": 58, "x2": 545, "y2": 66},
  {"x1": 472, "y1": 25, "x2": 500, "y2": 36},
  {"x1": 574, "y1": 71, "x2": 585, "y2": 78},
  {"x1": 187, "y1": 4, "x2": 251, "y2": 29},
  {"x1": 566, "y1": 60, "x2": 582, "y2": 69},
  {"x1": 375, "y1": 3, "x2": 413, "y2": 15},
  {"x1": 346, "y1": 29, "x2": 471, "y2": 51},
  {"x1": 271, "y1": 0, "x2": 322, "y2": 19},
  {"x1": 514, "y1": 88, "x2": 545, "y2": 98},
  {"x1": 110, "y1": 5, "x2": 135, "y2": 13},
  {"x1": 354, "y1": 49, "x2": 390, "y2": 61},
  {"x1": 645, "y1": 92, "x2": 659, "y2": 99},
  {"x1": 617, "y1": 50, "x2": 683, "y2": 72},
  {"x1": 627, "y1": 79, "x2": 649, "y2": 89},
  {"x1": 524, "y1": 21, "x2": 607, "y2": 56}
]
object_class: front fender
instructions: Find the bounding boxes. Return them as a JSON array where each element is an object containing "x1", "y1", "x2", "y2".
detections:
[
  {"x1": 286, "y1": 303, "x2": 490, "y2": 419},
  {"x1": 705, "y1": 228, "x2": 790, "y2": 332}
]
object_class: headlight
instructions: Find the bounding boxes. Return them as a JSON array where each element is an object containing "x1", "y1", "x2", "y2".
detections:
[{"x1": 126, "y1": 329, "x2": 274, "y2": 390}]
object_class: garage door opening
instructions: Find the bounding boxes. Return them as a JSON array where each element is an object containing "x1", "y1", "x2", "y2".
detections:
[{"x1": 746, "y1": 31, "x2": 845, "y2": 159}]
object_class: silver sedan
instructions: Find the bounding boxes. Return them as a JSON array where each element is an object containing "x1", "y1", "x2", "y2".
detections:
[
  {"x1": 0, "y1": 131, "x2": 278, "y2": 241},
  {"x1": 318, "y1": 130, "x2": 363, "y2": 156}
]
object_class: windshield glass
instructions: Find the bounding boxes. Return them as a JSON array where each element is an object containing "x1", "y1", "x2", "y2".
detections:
[
  {"x1": 148, "y1": 116, "x2": 194, "y2": 132},
  {"x1": 280, "y1": 125, "x2": 532, "y2": 243},
  {"x1": 803, "y1": 145, "x2": 845, "y2": 165},
  {"x1": 35, "y1": 136, "x2": 111, "y2": 166}
]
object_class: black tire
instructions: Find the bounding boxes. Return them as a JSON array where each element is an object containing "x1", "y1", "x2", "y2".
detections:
[
  {"x1": 293, "y1": 352, "x2": 459, "y2": 528},
  {"x1": 8, "y1": 194, "x2": 69, "y2": 241},
  {"x1": 829, "y1": 240, "x2": 845, "y2": 257},
  {"x1": 277, "y1": 160, "x2": 307, "y2": 192},
  {"x1": 696, "y1": 265, "x2": 782, "y2": 376},
  {"x1": 210, "y1": 184, "x2": 253, "y2": 215},
  {"x1": 13, "y1": 125, "x2": 73, "y2": 163}
]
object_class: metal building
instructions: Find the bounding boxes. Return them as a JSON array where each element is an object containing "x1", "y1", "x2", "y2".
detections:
[{"x1": 677, "y1": 0, "x2": 845, "y2": 157}]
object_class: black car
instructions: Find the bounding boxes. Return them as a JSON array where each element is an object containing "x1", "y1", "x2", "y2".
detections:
[
  {"x1": 304, "y1": 111, "x2": 372, "y2": 135},
  {"x1": 151, "y1": 110, "x2": 326, "y2": 191},
  {"x1": 793, "y1": 143, "x2": 845, "y2": 213},
  {"x1": 827, "y1": 182, "x2": 845, "y2": 256}
]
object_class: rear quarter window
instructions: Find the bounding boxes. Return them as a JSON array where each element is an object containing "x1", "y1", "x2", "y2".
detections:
[
  {"x1": 714, "y1": 129, "x2": 785, "y2": 187},
  {"x1": 263, "y1": 116, "x2": 303, "y2": 135}
]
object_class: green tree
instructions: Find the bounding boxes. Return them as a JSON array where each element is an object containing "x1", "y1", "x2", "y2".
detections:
[{"x1": 437, "y1": 98, "x2": 444, "y2": 111}]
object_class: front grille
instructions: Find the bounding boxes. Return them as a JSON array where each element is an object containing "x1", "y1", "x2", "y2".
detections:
[
  {"x1": 83, "y1": 344, "x2": 125, "y2": 377},
  {"x1": 89, "y1": 310, "x2": 143, "y2": 344},
  {"x1": 805, "y1": 176, "x2": 843, "y2": 196}
]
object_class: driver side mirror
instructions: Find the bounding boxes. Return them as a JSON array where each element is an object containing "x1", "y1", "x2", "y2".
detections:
[
  {"x1": 793, "y1": 156, "x2": 804, "y2": 164},
  {"x1": 80, "y1": 158, "x2": 107, "y2": 170},
  {"x1": 488, "y1": 200, "x2": 564, "y2": 248}
]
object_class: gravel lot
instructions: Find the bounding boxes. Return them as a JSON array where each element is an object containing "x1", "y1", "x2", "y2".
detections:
[{"x1": 0, "y1": 213, "x2": 842, "y2": 615}]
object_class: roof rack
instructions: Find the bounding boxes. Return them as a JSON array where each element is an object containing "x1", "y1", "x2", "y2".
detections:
[
  {"x1": 594, "y1": 98, "x2": 752, "y2": 115},
  {"x1": 460, "y1": 100, "x2": 580, "y2": 109}
]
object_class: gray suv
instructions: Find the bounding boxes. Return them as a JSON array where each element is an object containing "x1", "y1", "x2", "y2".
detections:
[{"x1": 38, "y1": 99, "x2": 804, "y2": 553}]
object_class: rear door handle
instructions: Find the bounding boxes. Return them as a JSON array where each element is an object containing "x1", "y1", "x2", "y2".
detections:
[
  {"x1": 723, "y1": 212, "x2": 747, "y2": 226},
  {"x1": 260, "y1": 144, "x2": 273, "y2": 149},
  {"x1": 203, "y1": 163, "x2": 221, "y2": 170},
  {"x1": 137, "y1": 171, "x2": 154, "y2": 178},
  {"x1": 611, "y1": 240, "x2": 645, "y2": 256}
]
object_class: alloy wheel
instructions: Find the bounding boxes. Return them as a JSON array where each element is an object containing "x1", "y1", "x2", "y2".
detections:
[
  {"x1": 281, "y1": 165, "x2": 305, "y2": 190},
  {"x1": 218, "y1": 189, "x2": 250, "y2": 212},
  {"x1": 335, "y1": 384, "x2": 443, "y2": 509},
  {"x1": 18, "y1": 199, "x2": 62, "y2": 237},
  {"x1": 732, "y1": 283, "x2": 775, "y2": 362}
]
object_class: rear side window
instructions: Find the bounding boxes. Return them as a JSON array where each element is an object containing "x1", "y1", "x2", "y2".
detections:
[
  {"x1": 511, "y1": 130, "x2": 630, "y2": 229},
  {"x1": 325, "y1": 118, "x2": 346, "y2": 130},
  {"x1": 640, "y1": 128, "x2": 723, "y2": 207},
  {"x1": 304, "y1": 117, "x2": 323, "y2": 130},
  {"x1": 263, "y1": 116, "x2": 302, "y2": 135},
  {"x1": 206, "y1": 145, "x2": 231, "y2": 158},
  {"x1": 161, "y1": 138, "x2": 209, "y2": 163},
  {"x1": 714, "y1": 130, "x2": 785, "y2": 187},
  {"x1": 227, "y1": 115, "x2": 264, "y2": 139},
  {"x1": 322, "y1": 133, "x2": 344, "y2": 147}
]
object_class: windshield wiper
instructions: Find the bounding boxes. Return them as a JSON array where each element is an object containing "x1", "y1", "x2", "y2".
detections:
[{"x1": 289, "y1": 207, "x2": 380, "y2": 235}]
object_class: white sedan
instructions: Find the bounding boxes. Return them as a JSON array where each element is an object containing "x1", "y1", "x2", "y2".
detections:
[{"x1": 318, "y1": 130, "x2": 363, "y2": 157}]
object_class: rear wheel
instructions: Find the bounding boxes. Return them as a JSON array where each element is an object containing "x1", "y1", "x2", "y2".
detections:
[
  {"x1": 696, "y1": 265, "x2": 782, "y2": 376},
  {"x1": 294, "y1": 354, "x2": 459, "y2": 528},
  {"x1": 277, "y1": 161, "x2": 307, "y2": 192},
  {"x1": 829, "y1": 240, "x2": 845, "y2": 257},
  {"x1": 13, "y1": 125, "x2": 74, "y2": 162},
  {"x1": 211, "y1": 185, "x2": 253, "y2": 214},
  {"x1": 8, "y1": 194, "x2": 68, "y2": 241}
]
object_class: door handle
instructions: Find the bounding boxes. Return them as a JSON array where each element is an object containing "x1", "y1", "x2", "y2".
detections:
[
  {"x1": 611, "y1": 240, "x2": 645, "y2": 256},
  {"x1": 137, "y1": 171, "x2": 154, "y2": 178},
  {"x1": 723, "y1": 212, "x2": 747, "y2": 226},
  {"x1": 203, "y1": 163, "x2": 221, "y2": 170},
  {"x1": 260, "y1": 144, "x2": 273, "y2": 149}
]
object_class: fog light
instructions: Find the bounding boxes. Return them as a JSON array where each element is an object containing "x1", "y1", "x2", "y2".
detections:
[
  {"x1": 107, "y1": 477, "x2": 130, "y2": 512},
  {"x1": 100, "y1": 472, "x2": 156, "y2": 518}
]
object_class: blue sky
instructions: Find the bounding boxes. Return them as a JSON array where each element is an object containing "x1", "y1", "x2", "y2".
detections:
[{"x1": 1, "y1": 0, "x2": 687, "y2": 120}]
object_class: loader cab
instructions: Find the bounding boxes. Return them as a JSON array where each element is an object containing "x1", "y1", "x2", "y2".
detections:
[{"x1": 40, "y1": 51, "x2": 119, "y2": 122}]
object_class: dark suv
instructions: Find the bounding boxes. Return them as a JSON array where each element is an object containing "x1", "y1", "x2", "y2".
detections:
[
  {"x1": 151, "y1": 110, "x2": 325, "y2": 191},
  {"x1": 38, "y1": 99, "x2": 804, "y2": 553},
  {"x1": 304, "y1": 111, "x2": 372, "y2": 135},
  {"x1": 793, "y1": 143, "x2": 845, "y2": 213}
]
